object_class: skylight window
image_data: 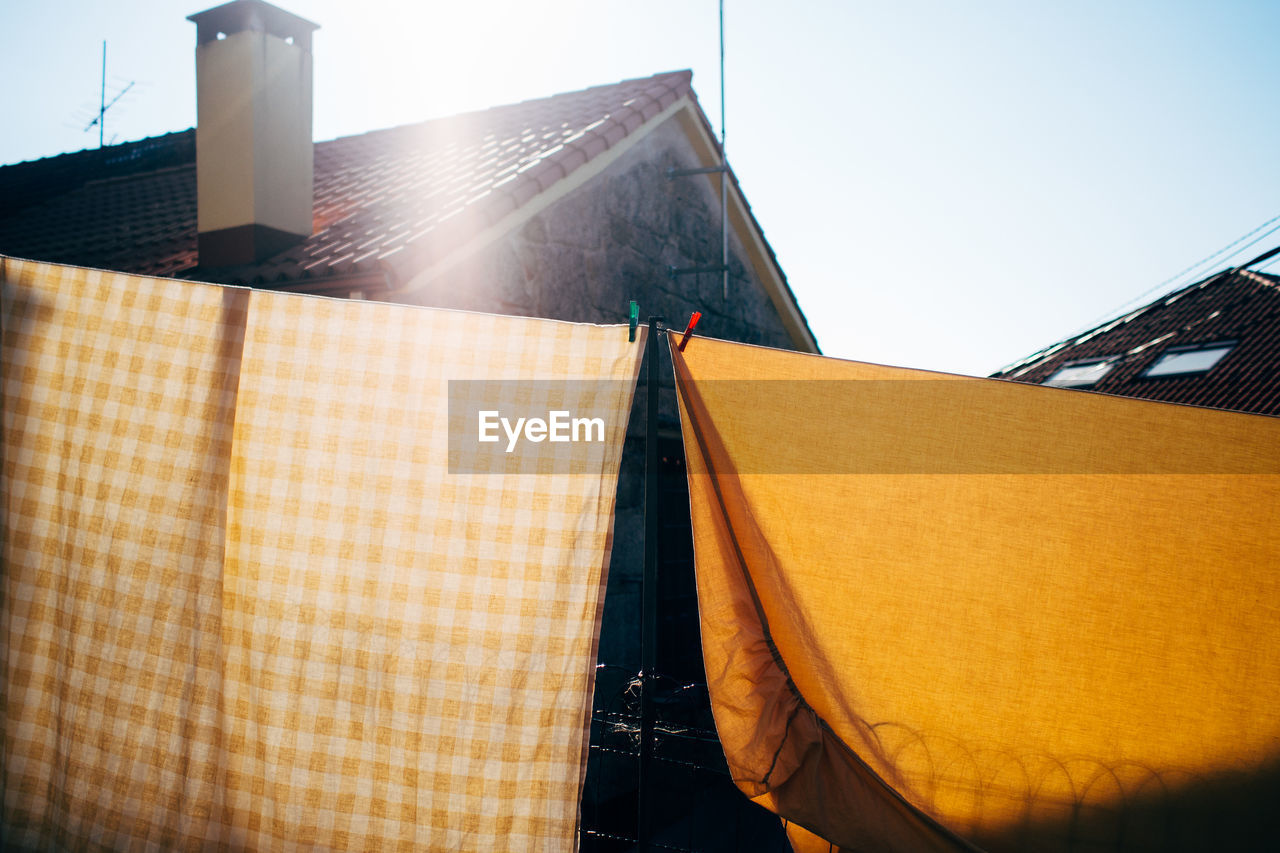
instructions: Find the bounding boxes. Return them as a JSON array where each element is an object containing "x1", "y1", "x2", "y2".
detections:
[
  {"x1": 1043, "y1": 359, "x2": 1116, "y2": 388},
  {"x1": 1143, "y1": 342, "x2": 1235, "y2": 378}
]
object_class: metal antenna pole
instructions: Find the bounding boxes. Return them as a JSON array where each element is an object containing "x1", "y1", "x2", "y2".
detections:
[
  {"x1": 720, "y1": 0, "x2": 728, "y2": 300},
  {"x1": 100, "y1": 41, "x2": 106, "y2": 149},
  {"x1": 637, "y1": 315, "x2": 663, "y2": 850}
]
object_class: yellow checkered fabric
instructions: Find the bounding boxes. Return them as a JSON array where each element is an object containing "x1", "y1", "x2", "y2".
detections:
[{"x1": 1, "y1": 257, "x2": 644, "y2": 850}]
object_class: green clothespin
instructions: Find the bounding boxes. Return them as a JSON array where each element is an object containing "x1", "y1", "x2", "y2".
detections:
[{"x1": 629, "y1": 300, "x2": 639, "y2": 342}]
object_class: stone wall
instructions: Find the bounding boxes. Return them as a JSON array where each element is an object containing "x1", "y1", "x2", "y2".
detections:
[{"x1": 412, "y1": 113, "x2": 807, "y2": 669}]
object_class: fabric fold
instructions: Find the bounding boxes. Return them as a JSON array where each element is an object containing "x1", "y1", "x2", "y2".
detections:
[
  {"x1": 670, "y1": 334, "x2": 1280, "y2": 852},
  {"x1": 671, "y1": 339, "x2": 974, "y2": 852}
]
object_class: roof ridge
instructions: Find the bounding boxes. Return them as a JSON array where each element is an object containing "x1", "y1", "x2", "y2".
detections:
[
  {"x1": 994, "y1": 268, "x2": 1238, "y2": 377},
  {"x1": 1238, "y1": 268, "x2": 1280, "y2": 289},
  {"x1": 994, "y1": 265, "x2": 1280, "y2": 379},
  {"x1": 314, "y1": 70, "x2": 693, "y2": 149},
  {"x1": 1, "y1": 129, "x2": 195, "y2": 171}
]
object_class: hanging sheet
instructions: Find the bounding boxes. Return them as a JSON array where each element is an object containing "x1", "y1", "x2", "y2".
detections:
[
  {"x1": 670, "y1": 335, "x2": 1280, "y2": 852},
  {"x1": 1, "y1": 256, "x2": 644, "y2": 850}
]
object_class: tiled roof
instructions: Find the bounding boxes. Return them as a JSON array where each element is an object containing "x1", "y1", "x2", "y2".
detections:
[
  {"x1": 994, "y1": 266, "x2": 1280, "y2": 416},
  {"x1": 0, "y1": 132, "x2": 199, "y2": 278},
  {"x1": 0, "y1": 131, "x2": 196, "y2": 223},
  {"x1": 0, "y1": 71, "x2": 693, "y2": 288}
]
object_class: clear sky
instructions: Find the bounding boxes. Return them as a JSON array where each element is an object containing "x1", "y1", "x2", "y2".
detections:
[{"x1": 3, "y1": 1, "x2": 1278, "y2": 376}]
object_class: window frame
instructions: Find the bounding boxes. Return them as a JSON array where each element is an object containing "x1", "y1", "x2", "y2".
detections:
[
  {"x1": 1140, "y1": 341, "x2": 1237, "y2": 379},
  {"x1": 1042, "y1": 357, "x2": 1118, "y2": 389}
]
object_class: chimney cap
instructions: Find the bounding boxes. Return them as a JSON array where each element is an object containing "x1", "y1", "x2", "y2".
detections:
[{"x1": 188, "y1": 0, "x2": 319, "y2": 49}]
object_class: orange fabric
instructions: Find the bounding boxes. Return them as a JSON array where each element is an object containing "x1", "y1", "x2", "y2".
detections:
[{"x1": 671, "y1": 336, "x2": 1280, "y2": 852}]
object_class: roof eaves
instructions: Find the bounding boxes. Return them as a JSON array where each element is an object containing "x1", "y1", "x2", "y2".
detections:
[{"x1": 672, "y1": 86, "x2": 820, "y2": 354}]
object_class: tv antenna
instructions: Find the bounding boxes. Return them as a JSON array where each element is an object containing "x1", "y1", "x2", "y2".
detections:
[{"x1": 84, "y1": 41, "x2": 135, "y2": 148}]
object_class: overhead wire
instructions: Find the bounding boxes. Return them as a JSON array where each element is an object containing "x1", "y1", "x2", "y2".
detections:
[
  {"x1": 997, "y1": 220, "x2": 1280, "y2": 377},
  {"x1": 1255, "y1": 254, "x2": 1280, "y2": 274},
  {"x1": 1073, "y1": 212, "x2": 1280, "y2": 335},
  {"x1": 998, "y1": 234, "x2": 1280, "y2": 376}
]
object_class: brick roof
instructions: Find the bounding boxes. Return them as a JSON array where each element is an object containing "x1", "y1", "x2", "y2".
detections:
[
  {"x1": 994, "y1": 266, "x2": 1280, "y2": 416},
  {"x1": 0, "y1": 70, "x2": 693, "y2": 289}
]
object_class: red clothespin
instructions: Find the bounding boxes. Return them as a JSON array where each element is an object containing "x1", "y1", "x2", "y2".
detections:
[{"x1": 677, "y1": 311, "x2": 702, "y2": 352}]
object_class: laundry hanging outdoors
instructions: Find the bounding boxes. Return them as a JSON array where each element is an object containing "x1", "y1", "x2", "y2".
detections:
[
  {"x1": 670, "y1": 335, "x2": 1280, "y2": 852},
  {"x1": 0, "y1": 257, "x2": 644, "y2": 850}
]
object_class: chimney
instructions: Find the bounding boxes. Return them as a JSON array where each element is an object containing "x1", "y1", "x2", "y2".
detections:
[{"x1": 187, "y1": 0, "x2": 319, "y2": 267}]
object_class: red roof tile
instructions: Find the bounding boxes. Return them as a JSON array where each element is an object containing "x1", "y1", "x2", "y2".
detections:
[
  {"x1": 994, "y1": 267, "x2": 1280, "y2": 416},
  {"x1": 0, "y1": 71, "x2": 693, "y2": 288}
]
